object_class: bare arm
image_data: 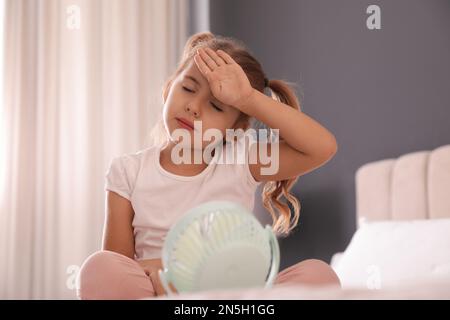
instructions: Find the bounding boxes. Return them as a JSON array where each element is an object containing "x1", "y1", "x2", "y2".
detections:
[
  {"x1": 242, "y1": 89, "x2": 337, "y2": 182},
  {"x1": 103, "y1": 191, "x2": 178, "y2": 295},
  {"x1": 102, "y1": 191, "x2": 136, "y2": 259},
  {"x1": 241, "y1": 89, "x2": 337, "y2": 159}
]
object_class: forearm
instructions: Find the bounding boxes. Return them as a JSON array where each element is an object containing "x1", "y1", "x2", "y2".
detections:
[{"x1": 239, "y1": 89, "x2": 337, "y2": 157}]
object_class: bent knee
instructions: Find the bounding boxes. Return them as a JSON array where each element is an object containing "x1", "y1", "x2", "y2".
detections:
[
  {"x1": 79, "y1": 251, "x2": 123, "y2": 274},
  {"x1": 297, "y1": 259, "x2": 341, "y2": 287},
  {"x1": 275, "y1": 259, "x2": 342, "y2": 288},
  {"x1": 76, "y1": 250, "x2": 137, "y2": 299}
]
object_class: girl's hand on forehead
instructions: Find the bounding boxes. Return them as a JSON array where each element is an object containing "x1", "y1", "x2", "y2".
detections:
[{"x1": 194, "y1": 47, "x2": 255, "y2": 112}]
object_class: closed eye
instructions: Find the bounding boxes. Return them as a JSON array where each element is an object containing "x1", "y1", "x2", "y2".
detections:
[
  {"x1": 210, "y1": 102, "x2": 223, "y2": 112},
  {"x1": 182, "y1": 87, "x2": 223, "y2": 112}
]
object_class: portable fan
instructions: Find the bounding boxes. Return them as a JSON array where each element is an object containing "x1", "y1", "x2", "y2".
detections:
[{"x1": 158, "y1": 200, "x2": 280, "y2": 296}]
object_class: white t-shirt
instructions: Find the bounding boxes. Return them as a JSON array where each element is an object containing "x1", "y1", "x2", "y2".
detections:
[{"x1": 105, "y1": 134, "x2": 262, "y2": 260}]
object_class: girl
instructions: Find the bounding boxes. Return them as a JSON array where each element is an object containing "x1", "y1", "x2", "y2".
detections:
[{"x1": 76, "y1": 32, "x2": 341, "y2": 299}]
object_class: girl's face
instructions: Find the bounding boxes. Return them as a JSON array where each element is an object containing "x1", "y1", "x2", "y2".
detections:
[{"x1": 163, "y1": 60, "x2": 247, "y2": 149}]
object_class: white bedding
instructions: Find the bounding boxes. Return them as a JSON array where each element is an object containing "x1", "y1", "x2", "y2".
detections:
[
  {"x1": 333, "y1": 218, "x2": 450, "y2": 289},
  {"x1": 149, "y1": 218, "x2": 450, "y2": 300},
  {"x1": 150, "y1": 279, "x2": 450, "y2": 300}
]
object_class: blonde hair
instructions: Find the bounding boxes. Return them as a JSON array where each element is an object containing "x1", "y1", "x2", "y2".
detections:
[{"x1": 149, "y1": 32, "x2": 302, "y2": 238}]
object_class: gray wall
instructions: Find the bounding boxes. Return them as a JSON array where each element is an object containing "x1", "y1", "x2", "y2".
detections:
[{"x1": 207, "y1": 0, "x2": 450, "y2": 270}]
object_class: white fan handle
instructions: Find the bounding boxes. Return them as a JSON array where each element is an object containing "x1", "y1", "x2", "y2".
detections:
[
  {"x1": 264, "y1": 225, "x2": 280, "y2": 288},
  {"x1": 158, "y1": 268, "x2": 175, "y2": 297}
]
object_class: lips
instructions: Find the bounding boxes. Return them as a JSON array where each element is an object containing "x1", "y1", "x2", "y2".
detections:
[{"x1": 176, "y1": 117, "x2": 195, "y2": 130}]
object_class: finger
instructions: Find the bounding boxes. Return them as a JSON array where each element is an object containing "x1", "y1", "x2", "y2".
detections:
[
  {"x1": 197, "y1": 48, "x2": 218, "y2": 70},
  {"x1": 216, "y1": 49, "x2": 235, "y2": 64},
  {"x1": 139, "y1": 265, "x2": 151, "y2": 277},
  {"x1": 194, "y1": 53, "x2": 212, "y2": 77},
  {"x1": 150, "y1": 271, "x2": 166, "y2": 296},
  {"x1": 169, "y1": 282, "x2": 178, "y2": 294},
  {"x1": 204, "y1": 47, "x2": 226, "y2": 67}
]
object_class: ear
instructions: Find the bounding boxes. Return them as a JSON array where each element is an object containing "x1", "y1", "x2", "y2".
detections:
[
  {"x1": 232, "y1": 116, "x2": 250, "y2": 131},
  {"x1": 222, "y1": 117, "x2": 249, "y2": 144}
]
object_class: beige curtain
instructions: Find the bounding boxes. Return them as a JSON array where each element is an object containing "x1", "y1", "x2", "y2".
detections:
[{"x1": 0, "y1": 0, "x2": 190, "y2": 299}]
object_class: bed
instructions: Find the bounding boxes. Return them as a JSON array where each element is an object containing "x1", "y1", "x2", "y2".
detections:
[{"x1": 152, "y1": 144, "x2": 450, "y2": 300}]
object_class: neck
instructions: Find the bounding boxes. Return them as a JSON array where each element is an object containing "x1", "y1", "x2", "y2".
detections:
[{"x1": 159, "y1": 141, "x2": 216, "y2": 175}]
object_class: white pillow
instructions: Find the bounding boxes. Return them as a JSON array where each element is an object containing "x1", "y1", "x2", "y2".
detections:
[{"x1": 334, "y1": 218, "x2": 450, "y2": 289}]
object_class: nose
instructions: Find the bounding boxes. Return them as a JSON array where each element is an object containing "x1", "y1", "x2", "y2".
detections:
[{"x1": 185, "y1": 104, "x2": 200, "y2": 118}]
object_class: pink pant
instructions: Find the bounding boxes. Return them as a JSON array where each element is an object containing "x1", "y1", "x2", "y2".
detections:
[{"x1": 76, "y1": 250, "x2": 341, "y2": 300}]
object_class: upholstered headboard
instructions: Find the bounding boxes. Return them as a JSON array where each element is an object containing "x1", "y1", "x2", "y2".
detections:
[{"x1": 355, "y1": 145, "x2": 450, "y2": 226}]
